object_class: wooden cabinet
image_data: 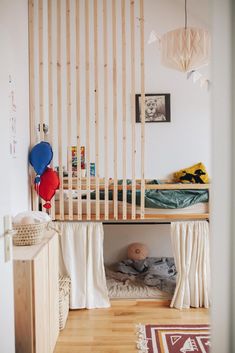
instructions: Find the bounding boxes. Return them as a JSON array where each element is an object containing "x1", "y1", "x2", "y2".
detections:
[{"x1": 13, "y1": 232, "x2": 59, "y2": 353}]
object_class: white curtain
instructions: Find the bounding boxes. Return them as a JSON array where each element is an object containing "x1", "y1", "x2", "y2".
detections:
[
  {"x1": 170, "y1": 221, "x2": 210, "y2": 309},
  {"x1": 54, "y1": 222, "x2": 110, "y2": 309}
]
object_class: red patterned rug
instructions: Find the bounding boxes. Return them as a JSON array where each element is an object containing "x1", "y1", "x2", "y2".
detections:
[{"x1": 136, "y1": 324, "x2": 210, "y2": 353}]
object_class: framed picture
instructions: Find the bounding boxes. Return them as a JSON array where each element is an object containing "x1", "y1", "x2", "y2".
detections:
[{"x1": 135, "y1": 93, "x2": 171, "y2": 123}]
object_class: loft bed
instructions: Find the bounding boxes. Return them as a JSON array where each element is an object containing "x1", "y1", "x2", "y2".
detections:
[
  {"x1": 53, "y1": 178, "x2": 210, "y2": 221},
  {"x1": 28, "y1": 1, "x2": 210, "y2": 310}
]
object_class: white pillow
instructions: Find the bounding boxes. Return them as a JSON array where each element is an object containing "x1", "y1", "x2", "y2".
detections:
[{"x1": 13, "y1": 211, "x2": 51, "y2": 224}]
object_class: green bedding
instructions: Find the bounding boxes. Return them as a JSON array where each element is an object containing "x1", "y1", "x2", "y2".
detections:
[{"x1": 88, "y1": 180, "x2": 209, "y2": 209}]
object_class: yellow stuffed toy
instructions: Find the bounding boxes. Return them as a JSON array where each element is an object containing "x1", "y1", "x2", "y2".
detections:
[{"x1": 174, "y1": 162, "x2": 209, "y2": 184}]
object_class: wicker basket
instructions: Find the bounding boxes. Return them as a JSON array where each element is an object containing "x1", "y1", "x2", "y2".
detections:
[
  {"x1": 13, "y1": 222, "x2": 47, "y2": 246},
  {"x1": 59, "y1": 275, "x2": 71, "y2": 330}
]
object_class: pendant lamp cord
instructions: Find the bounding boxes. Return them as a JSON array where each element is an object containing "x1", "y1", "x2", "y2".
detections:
[{"x1": 185, "y1": 0, "x2": 188, "y2": 29}]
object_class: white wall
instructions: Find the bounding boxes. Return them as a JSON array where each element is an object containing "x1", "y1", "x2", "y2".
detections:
[
  {"x1": 0, "y1": 0, "x2": 30, "y2": 216},
  {"x1": 104, "y1": 224, "x2": 172, "y2": 265},
  {"x1": 138, "y1": 0, "x2": 211, "y2": 179},
  {"x1": 0, "y1": 0, "x2": 30, "y2": 351}
]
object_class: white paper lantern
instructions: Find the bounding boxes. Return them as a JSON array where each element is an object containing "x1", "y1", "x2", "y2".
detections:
[{"x1": 161, "y1": 27, "x2": 210, "y2": 73}]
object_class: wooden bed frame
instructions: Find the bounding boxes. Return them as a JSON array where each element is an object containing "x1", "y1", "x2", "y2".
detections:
[{"x1": 52, "y1": 177, "x2": 210, "y2": 221}]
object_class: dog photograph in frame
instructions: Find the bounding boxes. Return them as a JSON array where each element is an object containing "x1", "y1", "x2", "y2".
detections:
[{"x1": 135, "y1": 93, "x2": 171, "y2": 123}]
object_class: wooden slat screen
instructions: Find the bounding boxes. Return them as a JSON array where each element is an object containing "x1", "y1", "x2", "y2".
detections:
[
  {"x1": 122, "y1": 0, "x2": 127, "y2": 220},
  {"x1": 85, "y1": 0, "x2": 91, "y2": 220},
  {"x1": 140, "y1": 0, "x2": 145, "y2": 219},
  {"x1": 103, "y1": 0, "x2": 109, "y2": 220},
  {"x1": 47, "y1": 0, "x2": 55, "y2": 219},
  {"x1": 29, "y1": 0, "x2": 146, "y2": 221},
  {"x1": 94, "y1": 0, "x2": 100, "y2": 220},
  {"x1": 130, "y1": 0, "x2": 136, "y2": 220},
  {"x1": 112, "y1": 0, "x2": 118, "y2": 220},
  {"x1": 29, "y1": 0, "x2": 39, "y2": 212},
  {"x1": 75, "y1": 0, "x2": 82, "y2": 220},
  {"x1": 57, "y1": 0, "x2": 64, "y2": 220},
  {"x1": 66, "y1": 0, "x2": 73, "y2": 219}
]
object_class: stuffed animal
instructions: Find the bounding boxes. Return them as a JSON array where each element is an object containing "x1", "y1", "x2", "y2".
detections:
[
  {"x1": 127, "y1": 242, "x2": 149, "y2": 261},
  {"x1": 174, "y1": 162, "x2": 209, "y2": 184}
]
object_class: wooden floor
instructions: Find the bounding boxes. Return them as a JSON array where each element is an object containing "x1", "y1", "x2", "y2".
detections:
[{"x1": 54, "y1": 299, "x2": 210, "y2": 353}]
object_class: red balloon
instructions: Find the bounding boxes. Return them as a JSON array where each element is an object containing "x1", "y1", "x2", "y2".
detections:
[{"x1": 38, "y1": 168, "x2": 60, "y2": 209}]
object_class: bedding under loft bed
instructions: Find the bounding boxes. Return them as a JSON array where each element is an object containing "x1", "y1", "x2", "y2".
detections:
[{"x1": 53, "y1": 178, "x2": 210, "y2": 222}]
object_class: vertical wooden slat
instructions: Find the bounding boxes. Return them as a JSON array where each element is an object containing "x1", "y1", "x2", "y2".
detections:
[
  {"x1": 48, "y1": 0, "x2": 55, "y2": 219},
  {"x1": 57, "y1": 0, "x2": 64, "y2": 220},
  {"x1": 140, "y1": 0, "x2": 145, "y2": 219},
  {"x1": 112, "y1": 0, "x2": 118, "y2": 220},
  {"x1": 122, "y1": 0, "x2": 127, "y2": 220},
  {"x1": 85, "y1": 0, "x2": 91, "y2": 220},
  {"x1": 38, "y1": 0, "x2": 44, "y2": 140},
  {"x1": 29, "y1": 0, "x2": 38, "y2": 211},
  {"x1": 103, "y1": 0, "x2": 109, "y2": 220},
  {"x1": 39, "y1": 0, "x2": 44, "y2": 212},
  {"x1": 94, "y1": 0, "x2": 100, "y2": 220},
  {"x1": 75, "y1": 0, "x2": 82, "y2": 220},
  {"x1": 140, "y1": 0, "x2": 145, "y2": 218},
  {"x1": 29, "y1": 0, "x2": 36, "y2": 148},
  {"x1": 66, "y1": 0, "x2": 73, "y2": 219},
  {"x1": 130, "y1": 0, "x2": 136, "y2": 219}
]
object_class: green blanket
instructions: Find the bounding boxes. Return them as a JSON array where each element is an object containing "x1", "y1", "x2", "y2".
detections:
[{"x1": 88, "y1": 180, "x2": 209, "y2": 209}]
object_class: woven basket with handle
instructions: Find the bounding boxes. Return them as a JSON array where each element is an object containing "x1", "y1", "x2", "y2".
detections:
[
  {"x1": 13, "y1": 222, "x2": 47, "y2": 246},
  {"x1": 59, "y1": 275, "x2": 71, "y2": 330}
]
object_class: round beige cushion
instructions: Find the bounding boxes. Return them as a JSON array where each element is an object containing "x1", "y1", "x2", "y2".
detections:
[{"x1": 127, "y1": 242, "x2": 149, "y2": 261}]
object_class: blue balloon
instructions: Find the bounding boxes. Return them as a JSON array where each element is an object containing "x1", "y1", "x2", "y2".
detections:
[{"x1": 29, "y1": 142, "x2": 53, "y2": 183}]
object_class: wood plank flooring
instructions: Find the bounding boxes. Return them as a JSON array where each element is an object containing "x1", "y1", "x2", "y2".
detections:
[{"x1": 54, "y1": 300, "x2": 209, "y2": 353}]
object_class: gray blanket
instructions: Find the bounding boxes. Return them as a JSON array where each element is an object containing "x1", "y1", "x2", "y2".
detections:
[{"x1": 109, "y1": 257, "x2": 177, "y2": 295}]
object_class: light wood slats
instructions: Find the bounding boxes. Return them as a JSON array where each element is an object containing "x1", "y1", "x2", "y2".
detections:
[
  {"x1": 38, "y1": 0, "x2": 44, "y2": 140},
  {"x1": 75, "y1": 0, "x2": 82, "y2": 220},
  {"x1": 122, "y1": 0, "x2": 127, "y2": 220},
  {"x1": 103, "y1": 0, "x2": 109, "y2": 220},
  {"x1": 29, "y1": 0, "x2": 38, "y2": 211},
  {"x1": 39, "y1": 0, "x2": 46, "y2": 214},
  {"x1": 62, "y1": 179, "x2": 210, "y2": 191},
  {"x1": 94, "y1": 0, "x2": 100, "y2": 220},
  {"x1": 130, "y1": 0, "x2": 136, "y2": 220},
  {"x1": 48, "y1": 0, "x2": 55, "y2": 219},
  {"x1": 139, "y1": 214, "x2": 210, "y2": 220},
  {"x1": 57, "y1": 0, "x2": 64, "y2": 220},
  {"x1": 29, "y1": 0, "x2": 36, "y2": 149},
  {"x1": 55, "y1": 213, "x2": 210, "y2": 222},
  {"x1": 112, "y1": 0, "x2": 118, "y2": 220},
  {"x1": 140, "y1": 0, "x2": 145, "y2": 219},
  {"x1": 85, "y1": 0, "x2": 91, "y2": 219},
  {"x1": 66, "y1": 0, "x2": 73, "y2": 219},
  {"x1": 63, "y1": 178, "x2": 210, "y2": 188}
]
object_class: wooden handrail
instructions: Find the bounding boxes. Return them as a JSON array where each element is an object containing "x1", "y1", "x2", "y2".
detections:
[{"x1": 62, "y1": 178, "x2": 210, "y2": 191}]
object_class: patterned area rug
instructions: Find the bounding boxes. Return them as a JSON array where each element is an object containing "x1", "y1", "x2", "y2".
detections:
[{"x1": 136, "y1": 324, "x2": 210, "y2": 353}]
